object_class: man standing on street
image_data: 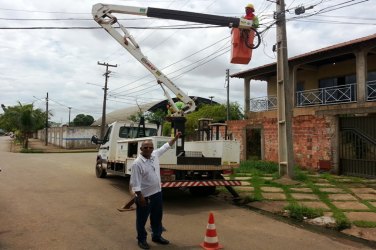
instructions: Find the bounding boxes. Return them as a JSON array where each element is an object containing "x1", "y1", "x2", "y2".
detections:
[{"x1": 130, "y1": 132, "x2": 182, "y2": 249}]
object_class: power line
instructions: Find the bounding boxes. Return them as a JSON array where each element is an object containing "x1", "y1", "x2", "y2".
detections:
[
  {"x1": 108, "y1": 35, "x2": 231, "y2": 94},
  {"x1": 315, "y1": 14, "x2": 376, "y2": 20},
  {"x1": 0, "y1": 24, "x2": 225, "y2": 30},
  {"x1": 0, "y1": 7, "x2": 88, "y2": 14},
  {"x1": 109, "y1": 22, "x2": 275, "y2": 98},
  {"x1": 286, "y1": 0, "x2": 369, "y2": 22},
  {"x1": 0, "y1": 17, "x2": 150, "y2": 21},
  {"x1": 109, "y1": 44, "x2": 231, "y2": 98},
  {"x1": 291, "y1": 18, "x2": 375, "y2": 25}
]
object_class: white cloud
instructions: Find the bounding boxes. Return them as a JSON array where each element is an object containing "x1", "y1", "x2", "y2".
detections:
[{"x1": 0, "y1": 0, "x2": 374, "y2": 123}]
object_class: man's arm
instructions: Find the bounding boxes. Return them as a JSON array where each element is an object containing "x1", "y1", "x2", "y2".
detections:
[
  {"x1": 154, "y1": 131, "x2": 182, "y2": 158},
  {"x1": 130, "y1": 162, "x2": 148, "y2": 207},
  {"x1": 168, "y1": 131, "x2": 182, "y2": 147}
]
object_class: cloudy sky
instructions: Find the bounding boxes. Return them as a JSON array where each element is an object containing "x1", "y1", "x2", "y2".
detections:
[{"x1": 0, "y1": 0, "x2": 374, "y2": 124}]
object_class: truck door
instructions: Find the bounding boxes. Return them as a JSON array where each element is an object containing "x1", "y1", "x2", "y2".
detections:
[{"x1": 99, "y1": 125, "x2": 113, "y2": 163}]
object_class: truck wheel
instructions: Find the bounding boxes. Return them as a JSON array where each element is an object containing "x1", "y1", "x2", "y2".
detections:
[
  {"x1": 189, "y1": 186, "x2": 216, "y2": 196},
  {"x1": 96, "y1": 160, "x2": 107, "y2": 178}
]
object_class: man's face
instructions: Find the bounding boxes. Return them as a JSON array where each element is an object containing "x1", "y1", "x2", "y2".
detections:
[
  {"x1": 140, "y1": 141, "x2": 154, "y2": 158},
  {"x1": 245, "y1": 7, "x2": 254, "y2": 15}
]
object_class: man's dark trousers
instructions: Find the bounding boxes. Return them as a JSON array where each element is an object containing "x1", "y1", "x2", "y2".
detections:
[{"x1": 135, "y1": 192, "x2": 163, "y2": 243}]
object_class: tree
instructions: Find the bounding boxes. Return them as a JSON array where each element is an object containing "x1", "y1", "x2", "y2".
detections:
[
  {"x1": 184, "y1": 102, "x2": 243, "y2": 138},
  {"x1": 0, "y1": 102, "x2": 47, "y2": 148},
  {"x1": 145, "y1": 109, "x2": 166, "y2": 133},
  {"x1": 72, "y1": 114, "x2": 94, "y2": 126}
]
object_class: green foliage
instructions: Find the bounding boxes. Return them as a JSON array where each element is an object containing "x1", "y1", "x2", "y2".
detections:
[
  {"x1": 72, "y1": 114, "x2": 94, "y2": 126},
  {"x1": 162, "y1": 121, "x2": 171, "y2": 136},
  {"x1": 284, "y1": 203, "x2": 324, "y2": 221},
  {"x1": 184, "y1": 103, "x2": 243, "y2": 138},
  {"x1": 20, "y1": 148, "x2": 43, "y2": 153},
  {"x1": 145, "y1": 109, "x2": 166, "y2": 134},
  {"x1": 145, "y1": 109, "x2": 165, "y2": 126},
  {"x1": 334, "y1": 214, "x2": 351, "y2": 230},
  {"x1": 306, "y1": 181, "x2": 351, "y2": 231},
  {"x1": 128, "y1": 111, "x2": 143, "y2": 123},
  {"x1": 353, "y1": 221, "x2": 376, "y2": 228},
  {"x1": 0, "y1": 102, "x2": 48, "y2": 148},
  {"x1": 0, "y1": 102, "x2": 46, "y2": 132},
  {"x1": 236, "y1": 160, "x2": 278, "y2": 175},
  {"x1": 293, "y1": 166, "x2": 309, "y2": 182},
  {"x1": 245, "y1": 193, "x2": 263, "y2": 202}
]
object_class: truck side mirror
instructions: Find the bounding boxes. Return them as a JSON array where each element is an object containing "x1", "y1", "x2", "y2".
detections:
[{"x1": 91, "y1": 135, "x2": 99, "y2": 144}]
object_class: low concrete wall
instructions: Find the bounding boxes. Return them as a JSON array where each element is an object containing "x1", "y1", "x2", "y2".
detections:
[{"x1": 37, "y1": 126, "x2": 100, "y2": 149}]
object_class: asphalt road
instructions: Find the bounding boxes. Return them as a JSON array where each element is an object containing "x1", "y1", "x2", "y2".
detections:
[{"x1": 0, "y1": 137, "x2": 372, "y2": 250}]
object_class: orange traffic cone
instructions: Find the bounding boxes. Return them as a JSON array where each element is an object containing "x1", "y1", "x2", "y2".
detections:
[{"x1": 200, "y1": 212, "x2": 223, "y2": 250}]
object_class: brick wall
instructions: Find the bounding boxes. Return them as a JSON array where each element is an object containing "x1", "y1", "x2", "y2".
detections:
[
  {"x1": 293, "y1": 115, "x2": 333, "y2": 169},
  {"x1": 227, "y1": 115, "x2": 334, "y2": 170}
]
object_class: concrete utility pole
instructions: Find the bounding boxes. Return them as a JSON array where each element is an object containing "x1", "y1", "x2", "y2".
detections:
[
  {"x1": 45, "y1": 92, "x2": 48, "y2": 146},
  {"x1": 97, "y1": 61, "x2": 117, "y2": 139},
  {"x1": 225, "y1": 69, "x2": 230, "y2": 121},
  {"x1": 276, "y1": 0, "x2": 294, "y2": 178}
]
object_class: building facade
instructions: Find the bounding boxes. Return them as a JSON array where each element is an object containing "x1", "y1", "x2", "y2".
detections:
[{"x1": 230, "y1": 34, "x2": 376, "y2": 177}]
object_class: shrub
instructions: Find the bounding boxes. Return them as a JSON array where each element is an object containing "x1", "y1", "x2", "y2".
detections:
[{"x1": 284, "y1": 203, "x2": 323, "y2": 221}]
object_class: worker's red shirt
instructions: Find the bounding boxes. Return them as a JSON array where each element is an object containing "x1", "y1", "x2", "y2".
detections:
[{"x1": 244, "y1": 13, "x2": 255, "y2": 20}]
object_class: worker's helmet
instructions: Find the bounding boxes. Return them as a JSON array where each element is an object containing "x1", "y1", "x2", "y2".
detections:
[{"x1": 245, "y1": 4, "x2": 254, "y2": 9}]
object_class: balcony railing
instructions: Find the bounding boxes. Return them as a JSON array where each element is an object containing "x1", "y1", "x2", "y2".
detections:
[
  {"x1": 296, "y1": 83, "x2": 356, "y2": 107},
  {"x1": 367, "y1": 80, "x2": 376, "y2": 101},
  {"x1": 249, "y1": 96, "x2": 277, "y2": 112},
  {"x1": 249, "y1": 81, "x2": 375, "y2": 113}
]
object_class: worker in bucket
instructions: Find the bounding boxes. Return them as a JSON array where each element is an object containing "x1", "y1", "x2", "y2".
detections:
[{"x1": 244, "y1": 3, "x2": 259, "y2": 28}]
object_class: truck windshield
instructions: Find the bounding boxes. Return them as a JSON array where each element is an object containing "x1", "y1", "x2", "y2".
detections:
[{"x1": 119, "y1": 126, "x2": 157, "y2": 138}]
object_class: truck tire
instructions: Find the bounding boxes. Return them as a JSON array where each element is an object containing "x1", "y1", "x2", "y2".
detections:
[
  {"x1": 96, "y1": 160, "x2": 107, "y2": 178},
  {"x1": 189, "y1": 186, "x2": 216, "y2": 196}
]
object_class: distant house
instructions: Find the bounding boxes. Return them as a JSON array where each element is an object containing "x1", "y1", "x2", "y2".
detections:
[{"x1": 229, "y1": 33, "x2": 376, "y2": 178}]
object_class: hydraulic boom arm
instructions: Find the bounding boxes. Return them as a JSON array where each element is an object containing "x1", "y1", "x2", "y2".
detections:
[{"x1": 92, "y1": 3, "x2": 254, "y2": 115}]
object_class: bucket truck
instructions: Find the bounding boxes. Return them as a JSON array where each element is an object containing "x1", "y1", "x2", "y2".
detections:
[{"x1": 91, "y1": 3, "x2": 255, "y2": 197}]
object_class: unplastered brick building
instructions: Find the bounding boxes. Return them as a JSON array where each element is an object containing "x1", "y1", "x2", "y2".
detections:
[{"x1": 230, "y1": 33, "x2": 376, "y2": 178}]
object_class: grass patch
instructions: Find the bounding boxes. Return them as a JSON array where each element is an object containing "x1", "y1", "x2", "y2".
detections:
[
  {"x1": 353, "y1": 221, "x2": 376, "y2": 228},
  {"x1": 232, "y1": 160, "x2": 366, "y2": 231},
  {"x1": 284, "y1": 203, "x2": 324, "y2": 221},
  {"x1": 335, "y1": 214, "x2": 352, "y2": 230},
  {"x1": 237, "y1": 160, "x2": 278, "y2": 175},
  {"x1": 293, "y1": 167, "x2": 309, "y2": 182},
  {"x1": 245, "y1": 193, "x2": 263, "y2": 202},
  {"x1": 20, "y1": 148, "x2": 44, "y2": 153},
  {"x1": 307, "y1": 181, "x2": 351, "y2": 230},
  {"x1": 249, "y1": 175, "x2": 264, "y2": 201}
]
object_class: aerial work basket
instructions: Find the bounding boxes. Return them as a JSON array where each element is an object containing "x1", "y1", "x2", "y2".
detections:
[{"x1": 230, "y1": 28, "x2": 255, "y2": 65}]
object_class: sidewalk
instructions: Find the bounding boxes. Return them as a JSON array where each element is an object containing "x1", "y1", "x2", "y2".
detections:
[
  {"x1": 221, "y1": 174, "x2": 376, "y2": 244},
  {"x1": 11, "y1": 138, "x2": 97, "y2": 153}
]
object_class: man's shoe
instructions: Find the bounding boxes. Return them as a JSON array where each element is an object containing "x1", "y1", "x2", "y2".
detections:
[
  {"x1": 152, "y1": 236, "x2": 169, "y2": 245},
  {"x1": 138, "y1": 241, "x2": 150, "y2": 249}
]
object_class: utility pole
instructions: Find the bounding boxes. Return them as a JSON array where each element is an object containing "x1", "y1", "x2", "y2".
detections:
[
  {"x1": 97, "y1": 61, "x2": 117, "y2": 139},
  {"x1": 276, "y1": 0, "x2": 294, "y2": 178},
  {"x1": 45, "y1": 92, "x2": 48, "y2": 146},
  {"x1": 209, "y1": 96, "x2": 214, "y2": 104},
  {"x1": 68, "y1": 107, "x2": 72, "y2": 126},
  {"x1": 225, "y1": 69, "x2": 230, "y2": 121}
]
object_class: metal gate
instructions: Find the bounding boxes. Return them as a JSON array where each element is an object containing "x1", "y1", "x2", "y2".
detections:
[{"x1": 339, "y1": 116, "x2": 376, "y2": 178}]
